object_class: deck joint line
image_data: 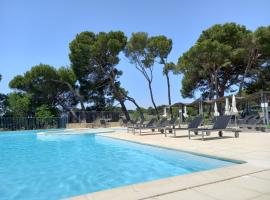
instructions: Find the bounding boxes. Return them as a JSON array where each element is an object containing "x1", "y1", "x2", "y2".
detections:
[{"x1": 138, "y1": 168, "x2": 270, "y2": 200}]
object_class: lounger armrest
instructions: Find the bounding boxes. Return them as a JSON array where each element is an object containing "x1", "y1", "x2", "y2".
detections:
[
  {"x1": 188, "y1": 128, "x2": 211, "y2": 131},
  {"x1": 224, "y1": 128, "x2": 242, "y2": 132}
]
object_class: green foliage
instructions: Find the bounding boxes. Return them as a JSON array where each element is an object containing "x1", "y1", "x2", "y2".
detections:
[
  {"x1": 176, "y1": 22, "x2": 251, "y2": 99},
  {"x1": 125, "y1": 32, "x2": 162, "y2": 118},
  {"x1": 9, "y1": 64, "x2": 77, "y2": 116},
  {"x1": 147, "y1": 35, "x2": 172, "y2": 64},
  {"x1": 57, "y1": 66, "x2": 77, "y2": 86},
  {"x1": 244, "y1": 26, "x2": 270, "y2": 93},
  {"x1": 254, "y1": 26, "x2": 270, "y2": 57},
  {"x1": 163, "y1": 62, "x2": 175, "y2": 75},
  {"x1": 3, "y1": 25, "x2": 270, "y2": 120},
  {"x1": 7, "y1": 93, "x2": 31, "y2": 117},
  {"x1": 125, "y1": 32, "x2": 155, "y2": 69},
  {"x1": 35, "y1": 105, "x2": 55, "y2": 118},
  {"x1": 246, "y1": 66, "x2": 270, "y2": 93},
  {"x1": 0, "y1": 74, "x2": 8, "y2": 116},
  {"x1": 9, "y1": 75, "x2": 26, "y2": 91},
  {"x1": 0, "y1": 93, "x2": 7, "y2": 116},
  {"x1": 177, "y1": 39, "x2": 232, "y2": 98},
  {"x1": 69, "y1": 31, "x2": 127, "y2": 110}
]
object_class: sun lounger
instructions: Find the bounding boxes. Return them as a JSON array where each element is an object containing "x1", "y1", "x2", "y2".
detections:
[
  {"x1": 155, "y1": 118, "x2": 178, "y2": 133},
  {"x1": 135, "y1": 118, "x2": 167, "y2": 135},
  {"x1": 238, "y1": 114, "x2": 256, "y2": 126},
  {"x1": 239, "y1": 114, "x2": 263, "y2": 130},
  {"x1": 100, "y1": 119, "x2": 110, "y2": 128},
  {"x1": 130, "y1": 118, "x2": 156, "y2": 133},
  {"x1": 188, "y1": 115, "x2": 241, "y2": 140},
  {"x1": 165, "y1": 116, "x2": 203, "y2": 137},
  {"x1": 127, "y1": 119, "x2": 144, "y2": 133}
]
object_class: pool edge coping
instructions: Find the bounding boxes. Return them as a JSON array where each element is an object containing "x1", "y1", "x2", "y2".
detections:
[{"x1": 98, "y1": 133, "x2": 246, "y2": 164}]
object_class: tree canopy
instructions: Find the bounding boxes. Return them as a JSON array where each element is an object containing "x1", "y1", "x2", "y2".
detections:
[
  {"x1": 175, "y1": 23, "x2": 263, "y2": 99},
  {"x1": 2, "y1": 23, "x2": 270, "y2": 120},
  {"x1": 9, "y1": 64, "x2": 79, "y2": 117},
  {"x1": 125, "y1": 32, "x2": 160, "y2": 118},
  {"x1": 69, "y1": 31, "x2": 146, "y2": 120},
  {"x1": 147, "y1": 35, "x2": 174, "y2": 116},
  {"x1": 0, "y1": 74, "x2": 7, "y2": 116}
]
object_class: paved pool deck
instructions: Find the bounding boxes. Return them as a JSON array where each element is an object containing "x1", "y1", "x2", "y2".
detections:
[{"x1": 67, "y1": 129, "x2": 270, "y2": 200}]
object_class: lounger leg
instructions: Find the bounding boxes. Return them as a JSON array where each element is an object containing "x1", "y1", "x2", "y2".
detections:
[
  {"x1": 140, "y1": 128, "x2": 141, "y2": 135},
  {"x1": 174, "y1": 129, "x2": 176, "y2": 137},
  {"x1": 165, "y1": 129, "x2": 167, "y2": 137},
  {"x1": 218, "y1": 131, "x2": 223, "y2": 137},
  {"x1": 202, "y1": 131, "x2": 204, "y2": 140},
  {"x1": 188, "y1": 130, "x2": 190, "y2": 139},
  {"x1": 235, "y1": 131, "x2": 239, "y2": 138}
]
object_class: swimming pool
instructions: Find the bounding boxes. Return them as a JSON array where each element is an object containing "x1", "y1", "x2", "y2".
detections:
[{"x1": 0, "y1": 130, "x2": 238, "y2": 200}]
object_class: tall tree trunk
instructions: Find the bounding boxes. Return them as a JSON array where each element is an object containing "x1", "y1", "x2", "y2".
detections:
[
  {"x1": 117, "y1": 98, "x2": 130, "y2": 121},
  {"x1": 50, "y1": 79, "x2": 86, "y2": 122},
  {"x1": 65, "y1": 83, "x2": 86, "y2": 123},
  {"x1": 165, "y1": 73, "x2": 173, "y2": 117},
  {"x1": 109, "y1": 68, "x2": 145, "y2": 121},
  {"x1": 214, "y1": 66, "x2": 219, "y2": 100},
  {"x1": 239, "y1": 48, "x2": 260, "y2": 95},
  {"x1": 59, "y1": 102, "x2": 78, "y2": 122},
  {"x1": 239, "y1": 57, "x2": 253, "y2": 95},
  {"x1": 123, "y1": 93, "x2": 144, "y2": 120},
  {"x1": 107, "y1": 70, "x2": 131, "y2": 121},
  {"x1": 148, "y1": 81, "x2": 159, "y2": 119},
  {"x1": 208, "y1": 75, "x2": 214, "y2": 115},
  {"x1": 209, "y1": 75, "x2": 215, "y2": 100}
]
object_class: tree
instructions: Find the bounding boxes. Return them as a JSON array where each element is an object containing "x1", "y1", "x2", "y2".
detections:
[
  {"x1": 245, "y1": 25, "x2": 270, "y2": 93},
  {"x1": 125, "y1": 32, "x2": 160, "y2": 119},
  {"x1": 176, "y1": 23, "x2": 251, "y2": 99},
  {"x1": 147, "y1": 35, "x2": 174, "y2": 117},
  {"x1": 7, "y1": 93, "x2": 31, "y2": 117},
  {"x1": 0, "y1": 93, "x2": 7, "y2": 116},
  {"x1": 245, "y1": 65, "x2": 270, "y2": 93},
  {"x1": 177, "y1": 40, "x2": 232, "y2": 99},
  {"x1": 69, "y1": 32, "x2": 112, "y2": 111},
  {"x1": 0, "y1": 74, "x2": 7, "y2": 116},
  {"x1": 35, "y1": 105, "x2": 55, "y2": 118},
  {"x1": 163, "y1": 62, "x2": 175, "y2": 116},
  {"x1": 9, "y1": 64, "x2": 82, "y2": 118},
  {"x1": 69, "y1": 31, "x2": 144, "y2": 121},
  {"x1": 9, "y1": 64, "x2": 60, "y2": 115},
  {"x1": 54, "y1": 66, "x2": 86, "y2": 121},
  {"x1": 238, "y1": 26, "x2": 270, "y2": 94}
]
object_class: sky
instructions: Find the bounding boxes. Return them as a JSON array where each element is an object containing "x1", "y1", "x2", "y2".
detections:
[{"x1": 0, "y1": 0, "x2": 269, "y2": 109}]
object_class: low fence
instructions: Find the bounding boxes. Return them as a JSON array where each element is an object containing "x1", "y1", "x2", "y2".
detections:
[
  {"x1": 0, "y1": 111, "x2": 121, "y2": 131},
  {"x1": 0, "y1": 117, "x2": 68, "y2": 131},
  {"x1": 68, "y1": 111, "x2": 120, "y2": 123}
]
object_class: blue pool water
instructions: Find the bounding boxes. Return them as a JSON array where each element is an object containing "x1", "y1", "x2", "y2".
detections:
[{"x1": 0, "y1": 130, "x2": 237, "y2": 200}]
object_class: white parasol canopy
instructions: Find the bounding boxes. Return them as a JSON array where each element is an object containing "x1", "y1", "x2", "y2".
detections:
[
  {"x1": 231, "y1": 95, "x2": 238, "y2": 115},
  {"x1": 225, "y1": 98, "x2": 231, "y2": 115},
  {"x1": 162, "y1": 107, "x2": 167, "y2": 117},
  {"x1": 214, "y1": 102, "x2": 220, "y2": 116},
  {"x1": 183, "y1": 106, "x2": 188, "y2": 118}
]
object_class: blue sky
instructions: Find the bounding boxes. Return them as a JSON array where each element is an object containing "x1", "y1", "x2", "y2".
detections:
[{"x1": 0, "y1": 0, "x2": 269, "y2": 109}]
